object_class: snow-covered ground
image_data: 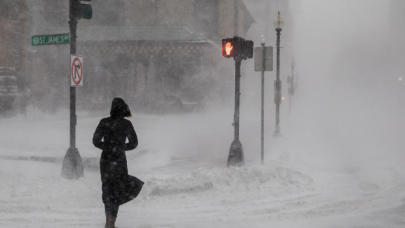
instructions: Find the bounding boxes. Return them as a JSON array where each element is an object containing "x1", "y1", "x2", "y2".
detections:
[{"x1": 1, "y1": 96, "x2": 405, "y2": 228}]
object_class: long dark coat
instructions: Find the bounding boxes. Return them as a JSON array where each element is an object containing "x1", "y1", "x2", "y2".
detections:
[{"x1": 93, "y1": 98, "x2": 143, "y2": 205}]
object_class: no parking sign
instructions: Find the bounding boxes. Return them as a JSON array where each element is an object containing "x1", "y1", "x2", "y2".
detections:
[{"x1": 71, "y1": 55, "x2": 83, "y2": 87}]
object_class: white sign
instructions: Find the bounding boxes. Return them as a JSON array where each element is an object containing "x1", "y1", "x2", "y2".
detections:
[
  {"x1": 71, "y1": 55, "x2": 83, "y2": 87},
  {"x1": 254, "y1": 46, "x2": 273, "y2": 72}
]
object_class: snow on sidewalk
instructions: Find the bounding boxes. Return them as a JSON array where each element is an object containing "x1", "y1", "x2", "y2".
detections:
[
  {"x1": 1, "y1": 158, "x2": 405, "y2": 228},
  {"x1": 1, "y1": 110, "x2": 405, "y2": 227}
]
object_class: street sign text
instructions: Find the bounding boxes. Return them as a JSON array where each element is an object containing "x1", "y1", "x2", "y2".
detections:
[{"x1": 32, "y1": 33, "x2": 70, "y2": 46}]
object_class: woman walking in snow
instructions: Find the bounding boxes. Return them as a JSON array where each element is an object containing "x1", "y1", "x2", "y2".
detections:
[{"x1": 93, "y1": 97, "x2": 144, "y2": 228}]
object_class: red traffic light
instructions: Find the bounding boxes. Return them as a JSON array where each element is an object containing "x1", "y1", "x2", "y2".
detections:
[
  {"x1": 222, "y1": 37, "x2": 253, "y2": 59},
  {"x1": 225, "y1": 42, "x2": 233, "y2": 56},
  {"x1": 222, "y1": 39, "x2": 234, "y2": 58}
]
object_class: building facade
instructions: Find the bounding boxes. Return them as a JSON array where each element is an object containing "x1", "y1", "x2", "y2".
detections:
[
  {"x1": 28, "y1": 0, "x2": 254, "y2": 113},
  {"x1": 0, "y1": 1, "x2": 29, "y2": 114}
]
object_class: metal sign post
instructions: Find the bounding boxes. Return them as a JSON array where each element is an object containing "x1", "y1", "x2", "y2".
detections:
[
  {"x1": 254, "y1": 45, "x2": 273, "y2": 165},
  {"x1": 260, "y1": 44, "x2": 265, "y2": 165}
]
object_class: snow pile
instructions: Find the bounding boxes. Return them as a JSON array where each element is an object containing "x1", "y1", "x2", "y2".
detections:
[
  {"x1": 143, "y1": 166, "x2": 313, "y2": 197},
  {"x1": 0, "y1": 160, "x2": 101, "y2": 214}
]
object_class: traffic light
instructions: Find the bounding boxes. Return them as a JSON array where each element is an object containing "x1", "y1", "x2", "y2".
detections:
[
  {"x1": 71, "y1": 0, "x2": 92, "y2": 20},
  {"x1": 222, "y1": 37, "x2": 253, "y2": 60},
  {"x1": 222, "y1": 38, "x2": 235, "y2": 58}
]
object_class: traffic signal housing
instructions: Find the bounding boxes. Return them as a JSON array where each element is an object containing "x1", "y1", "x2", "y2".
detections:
[
  {"x1": 71, "y1": 0, "x2": 92, "y2": 20},
  {"x1": 222, "y1": 36, "x2": 254, "y2": 60}
]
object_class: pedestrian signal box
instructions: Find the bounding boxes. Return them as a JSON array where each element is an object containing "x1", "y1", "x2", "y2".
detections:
[
  {"x1": 71, "y1": 0, "x2": 92, "y2": 20},
  {"x1": 222, "y1": 37, "x2": 254, "y2": 60}
]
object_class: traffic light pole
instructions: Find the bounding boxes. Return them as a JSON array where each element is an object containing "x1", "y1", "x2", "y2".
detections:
[
  {"x1": 69, "y1": 19, "x2": 77, "y2": 149},
  {"x1": 61, "y1": 2, "x2": 84, "y2": 179},
  {"x1": 222, "y1": 36, "x2": 252, "y2": 167},
  {"x1": 227, "y1": 57, "x2": 245, "y2": 167}
]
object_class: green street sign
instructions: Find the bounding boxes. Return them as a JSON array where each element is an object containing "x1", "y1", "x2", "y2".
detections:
[{"x1": 32, "y1": 33, "x2": 70, "y2": 46}]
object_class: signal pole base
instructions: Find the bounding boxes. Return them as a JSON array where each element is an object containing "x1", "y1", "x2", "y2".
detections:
[
  {"x1": 61, "y1": 147, "x2": 84, "y2": 179},
  {"x1": 227, "y1": 139, "x2": 245, "y2": 167}
]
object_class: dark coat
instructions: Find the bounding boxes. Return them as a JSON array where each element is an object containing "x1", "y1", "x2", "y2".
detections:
[{"x1": 93, "y1": 98, "x2": 143, "y2": 205}]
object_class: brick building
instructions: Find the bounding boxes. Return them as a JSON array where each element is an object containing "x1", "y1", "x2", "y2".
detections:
[
  {"x1": 0, "y1": 1, "x2": 29, "y2": 69},
  {"x1": 0, "y1": 1, "x2": 29, "y2": 114}
]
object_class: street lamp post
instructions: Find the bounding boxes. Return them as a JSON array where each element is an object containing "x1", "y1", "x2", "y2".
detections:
[
  {"x1": 273, "y1": 11, "x2": 283, "y2": 137},
  {"x1": 288, "y1": 58, "x2": 295, "y2": 115},
  {"x1": 291, "y1": 58, "x2": 295, "y2": 81}
]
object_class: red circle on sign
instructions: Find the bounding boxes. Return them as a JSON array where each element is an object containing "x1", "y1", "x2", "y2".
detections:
[{"x1": 71, "y1": 57, "x2": 83, "y2": 85}]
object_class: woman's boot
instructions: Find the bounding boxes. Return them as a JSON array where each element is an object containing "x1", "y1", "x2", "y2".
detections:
[{"x1": 105, "y1": 214, "x2": 116, "y2": 228}]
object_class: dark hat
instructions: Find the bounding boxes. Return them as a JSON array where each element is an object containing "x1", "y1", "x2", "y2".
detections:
[{"x1": 110, "y1": 97, "x2": 132, "y2": 118}]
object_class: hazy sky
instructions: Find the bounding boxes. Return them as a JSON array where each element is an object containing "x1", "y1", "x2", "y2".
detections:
[
  {"x1": 293, "y1": 0, "x2": 390, "y2": 82},
  {"x1": 267, "y1": 0, "x2": 404, "y2": 173}
]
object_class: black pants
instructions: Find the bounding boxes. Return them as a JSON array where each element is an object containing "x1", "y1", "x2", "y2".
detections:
[{"x1": 105, "y1": 204, "x2": 119, "y2": 217}]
